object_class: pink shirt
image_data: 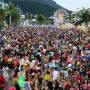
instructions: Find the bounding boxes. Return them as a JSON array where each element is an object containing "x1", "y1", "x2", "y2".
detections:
[
  {"x1": 83, "y1": 84, "x2": 88, "y2": 90},
  {"x1": 70, "y1": 87, "x2": 79, "y2": 90},
  {"x1": 88, "y1": 83, "x2": 90, "y2": 90}
]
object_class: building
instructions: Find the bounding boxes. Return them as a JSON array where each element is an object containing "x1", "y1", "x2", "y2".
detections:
[
  {"x1": 54, "y1": 10, "x2": 65, "y2": 28},
  {"x1": 0, "y1": 0, "x2": 8, "y2": 9}
]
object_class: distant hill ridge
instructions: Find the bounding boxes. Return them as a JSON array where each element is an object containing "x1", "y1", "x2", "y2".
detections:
[{"x1": 4, "y1": 0, "x2": 70, "y2": 16}]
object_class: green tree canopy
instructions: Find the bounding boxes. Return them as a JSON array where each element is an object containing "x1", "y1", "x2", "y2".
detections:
[
  {"x1": 36, "y1": 14, "x2": 45, "y2": 24},
  {"x1": 74, "y1": 8, "x2": 90, "y2": 27},
  {"x1": 0, "y1": 8, "x2": 5, "y2": 30},
  {"x1": 5, "y1": 2, "x2": 20, "y2": 26}
]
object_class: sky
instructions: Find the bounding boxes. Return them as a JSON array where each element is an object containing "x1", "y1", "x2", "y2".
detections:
[{"x1": 54, "y1": 0, "x2": 90, "y2": 11}]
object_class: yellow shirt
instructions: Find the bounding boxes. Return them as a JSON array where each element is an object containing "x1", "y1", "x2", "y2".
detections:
[
  {"x1": 13, "y1": 77, "x2": 18, "y2": 85},
  {"x1": 44, "y1": 74, "x2": 52, "y2": 81}
]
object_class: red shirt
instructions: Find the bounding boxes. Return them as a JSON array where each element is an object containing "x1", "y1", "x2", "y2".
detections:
[
  {"x1": 14, "y1": 60, "x2": 20, "y2": 68},
  {"x1": 76, "y1": 75, "x2": 83, "y2": 82},
  {"x1": 54, "y1": 52, "x2": 59, "y2": 60},
  {"x1": 0, "y1": 75, "x2": 6, "y2": 89}
]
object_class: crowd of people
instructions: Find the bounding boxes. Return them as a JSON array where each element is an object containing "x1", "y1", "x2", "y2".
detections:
[{"x1": 0, "y1": 26, "x2": 90, "y2": 90}]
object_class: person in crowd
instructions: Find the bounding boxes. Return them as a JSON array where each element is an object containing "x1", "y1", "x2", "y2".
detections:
[{"x1": 0, "y1": 26, "x2": 90, "y2": 90}]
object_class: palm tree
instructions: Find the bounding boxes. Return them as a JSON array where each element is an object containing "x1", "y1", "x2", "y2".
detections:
[
  {"x1": 0, "y1": 8, "x2": 5, "y2": 30},
  {"x1": 65, "y1": 12, "x2": 78, "y2": 24},
  {"x1": 36, "y1": 14, "x2": 45, "y2": 25},
  {"x1": 74, "y1": 8, "x2": 90, "y2": 31},
  {"x1": 5, "y1": 2, "x2": 20, "y2": 26}
]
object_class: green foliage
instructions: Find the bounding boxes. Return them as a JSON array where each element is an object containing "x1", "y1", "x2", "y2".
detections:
[
  {"x1": 74, "y1": 8, "x2": 90, "y2": 26},
  {"x1": 36, "y1": 14, "x2": 45, "y2": 24},
  {"x1": 0, "y1": 8, "x2": 5, "y2": 30},
  {"x1": 0, "y1": 3, "x2": 20, "y2": 29},
  {"x1": 5, "y1": 3, "x2": 20, "y2": 26},
  {"x1": 35, "y1": 14, "x2": 52, "y2": 25},
  {"x1": 28, "y1": 13, "x2": 52, "y2": 24}
]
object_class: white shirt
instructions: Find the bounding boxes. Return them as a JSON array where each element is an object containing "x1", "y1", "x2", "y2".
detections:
[
  {"x1": 72, "y1": 46, "x2": 77, "y2": 50},
  {"x1": 64, "y1": 70, "x2": 68, "y2": 77},
  {"x1": 20, "y1": 58, "x2": 25, "y2": 66},
  {"x1": 53, "y1": 70, "x2": 59, "y2": 81}
]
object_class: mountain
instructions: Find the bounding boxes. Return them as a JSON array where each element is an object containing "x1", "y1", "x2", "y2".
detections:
[{"x1": 4, "y1": 0, "x2": 70, "y2": 16}]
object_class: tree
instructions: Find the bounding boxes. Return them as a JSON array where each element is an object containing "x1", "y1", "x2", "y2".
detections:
[
  {"x1": 65, "y1": 12, "x2": 78, "y2": 24},
  {"x1": 5, "y1": 2, "x2": 20, "y2": 26},
  {"x1": 36, "y1": 14, "x2": 45, "y2": 24},
  {"x1": 28, "y1": 13, "x2": 33, "y2": 20},
  {"x1": 74, "y1": 8, "x2": 90, "y2": 28},
  {"x1": 0, "y1": 8, "x2": 5, "y2": 30}
]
